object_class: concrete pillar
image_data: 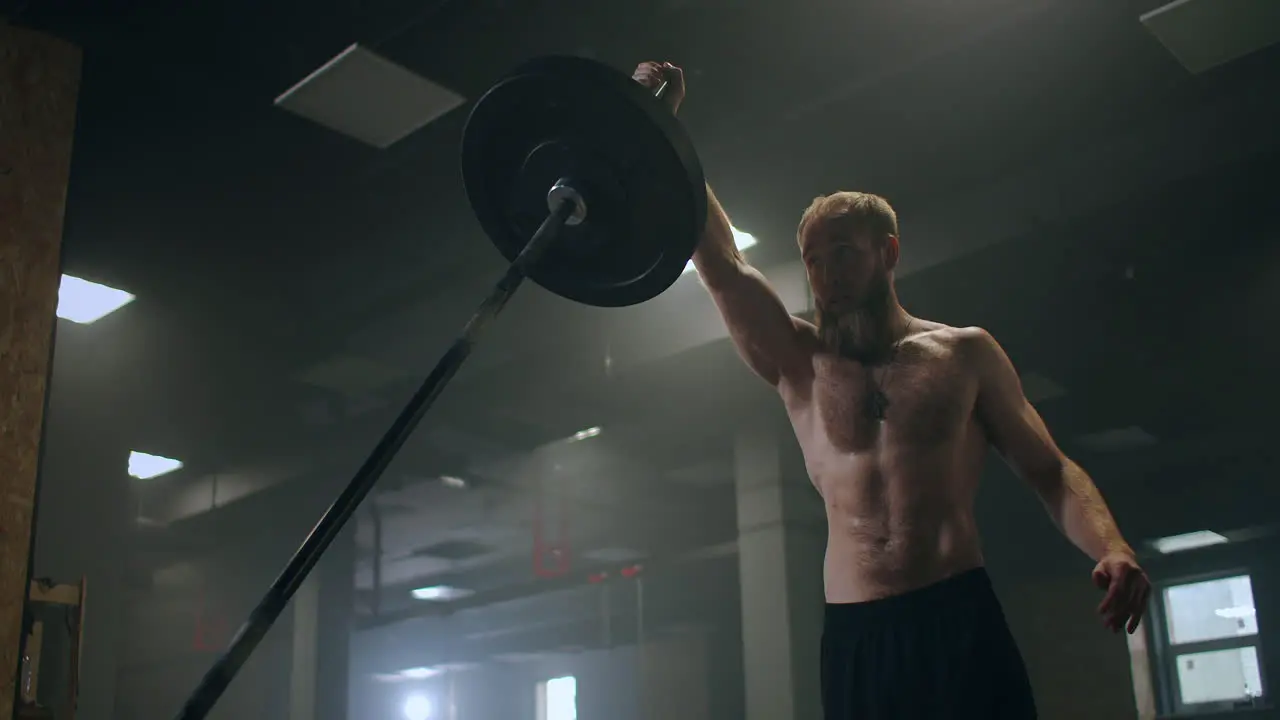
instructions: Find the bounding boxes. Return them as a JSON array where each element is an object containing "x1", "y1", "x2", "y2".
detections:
[
  {"x1": 640, "y1": 634, "x2": 711, "y2": 720},
  {"x1": 289, "y1": 525, "x2": 354, "y2": 720},
  {"x1": 108, "y1": 498, "x2": 354, "y2": 718},
  {"x1": 290, "y1": 576, "x2": 321, "y2": 720},
  {"x1": 0, "y1": 19, "x2": 82, "y2": 716},
  {"x1": 735, "y1": 424, "x2": 826, "y2": 720}
]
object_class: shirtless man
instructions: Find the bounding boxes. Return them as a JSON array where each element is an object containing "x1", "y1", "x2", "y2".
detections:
[{"x1": 633, "y1": 61, "x2": 1152, "y2": 718}]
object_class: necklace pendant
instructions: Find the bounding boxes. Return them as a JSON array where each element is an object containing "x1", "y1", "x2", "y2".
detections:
[{"x1": 869, "y1": 388, "x2": 890, "y2": 421}]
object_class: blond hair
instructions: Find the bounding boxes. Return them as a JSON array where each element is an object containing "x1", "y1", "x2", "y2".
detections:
[{"x1": 797, "y1": 192, "x2": 899, "y2": 246}]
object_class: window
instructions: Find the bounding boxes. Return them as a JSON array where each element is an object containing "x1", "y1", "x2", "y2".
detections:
[
  {"x1": 536, "y1": 676, "x2": 577, "y2": 720},
  {"x1": 1152, "y1": 573, "x2": 1266, "y2": 714}
]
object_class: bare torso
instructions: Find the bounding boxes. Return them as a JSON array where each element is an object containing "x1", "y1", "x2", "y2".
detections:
[{"x1": 780, "y1": 321, "x2": 990, "y2": 603}]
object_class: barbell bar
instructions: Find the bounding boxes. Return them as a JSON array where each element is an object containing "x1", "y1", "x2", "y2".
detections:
[{"x1": 171, "y1": 55, "x2": 706, "y2": 720}]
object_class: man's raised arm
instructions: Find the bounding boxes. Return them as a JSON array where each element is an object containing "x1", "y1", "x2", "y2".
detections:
[
  {"x1": 693, "y1": 187, "x2": 812, "y2": 386},
  {"x1": 631, "y1": 61, "x2": 811, "y2": 387}
]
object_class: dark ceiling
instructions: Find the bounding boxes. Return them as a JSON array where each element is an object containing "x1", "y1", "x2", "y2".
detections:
[{"x1": 14, "y1": 0, "x2": 1280, "y2": 677}]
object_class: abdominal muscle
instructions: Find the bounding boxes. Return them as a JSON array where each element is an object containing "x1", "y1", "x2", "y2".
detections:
[{"x1": 807, "y1": 438, "x2": 988, "y2": 604}]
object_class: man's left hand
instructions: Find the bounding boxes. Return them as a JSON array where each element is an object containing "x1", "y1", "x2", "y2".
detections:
[{"x1": 1092, "y1": 551, "x2": 1152, "y2": 634}]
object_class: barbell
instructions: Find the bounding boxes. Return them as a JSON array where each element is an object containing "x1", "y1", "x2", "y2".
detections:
[
  {"x1": 464, "y1": 56, "x2": 706, "y2": 306},
  {"x1": 172, "y1": 56, "x2": 707, "y2": 719}
]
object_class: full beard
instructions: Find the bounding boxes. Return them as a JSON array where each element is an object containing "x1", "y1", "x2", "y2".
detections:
[{"x1": 816, "y1": 272, "x2": 896, "y2": 364}]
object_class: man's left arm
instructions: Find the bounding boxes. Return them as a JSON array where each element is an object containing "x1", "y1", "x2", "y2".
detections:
[{"x1": 966, "y1": 327, "x2": 1151, "y2": 634}]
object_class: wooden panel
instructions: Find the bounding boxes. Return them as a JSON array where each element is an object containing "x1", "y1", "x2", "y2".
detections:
[{"x1": 0, "y1": 21, "x2": 82, "y2": 713}]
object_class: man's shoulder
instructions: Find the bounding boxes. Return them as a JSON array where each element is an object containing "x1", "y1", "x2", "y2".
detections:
[
  {"x1": 910, "y1": 322, "x2": 1001, "y2": 366},
  {"x1": 789, "y1": 315, "x2": 821, "y2": 347},
  {"x1": 908, "y1": 319, "x2": 992, "y2": 346}
]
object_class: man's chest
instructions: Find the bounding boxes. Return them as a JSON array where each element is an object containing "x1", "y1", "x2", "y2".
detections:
[{"x1": 806, "y1": 343, "x2": 978, "y2": 452}]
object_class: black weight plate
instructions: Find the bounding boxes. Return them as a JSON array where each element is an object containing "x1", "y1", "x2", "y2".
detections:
[{"x1": 461, "y1": 55, "x2": 707, "y2": 308}]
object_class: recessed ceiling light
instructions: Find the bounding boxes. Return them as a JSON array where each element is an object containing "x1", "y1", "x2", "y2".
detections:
[
  {"x1": 568, "y1": 426, "x2": 601, "y2": 443},
  {"x1": 57, "y1": 275, "x2": 135, "y2": 324},
  {"x1": 1140, "y1": 0, "x2": 1280, "y2": 75},
  {"x1": 1151, "y1": 530, "x2": 1228, "y2": 554},
  {"x1": 683, "y1": 226, "x2": 757, "y2": 275},
  {"x1": 410, "y1": 585, "x2": 473, "y2": 601},
  {"x1": 440, "y1": 475, "x2": 467, "y2": 489},
  {"x1": 275, "y1": 44, "x2": 465, "y2": 149},
  {"x1": 128, "y1": 451, "x2": 183, "y2": 480},
  {"x1": 399, "y1": 667, "x2": 440, "y2": 680}
]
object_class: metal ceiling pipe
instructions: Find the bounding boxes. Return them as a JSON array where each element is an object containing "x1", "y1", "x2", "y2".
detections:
[
  {"x1": 356, "y1": 539, "x2": 738, "y2": 631},
  {"x1": 636, "y1": 575, "x2": 646, "y2": 648},
  {"x1": 371, "y1": 503, "x2": 384, "y2": 617},
  {"x1": 531, "y1": 480, "x2": 572, "y2": 579},
  {"x1": 601, "y1": 582, "x2": 612, "y2": 648}
]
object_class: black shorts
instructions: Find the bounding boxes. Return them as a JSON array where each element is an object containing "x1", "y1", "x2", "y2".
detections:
[{"x1": 821, "y1": 568, "x2": 1038, "y2": 720}]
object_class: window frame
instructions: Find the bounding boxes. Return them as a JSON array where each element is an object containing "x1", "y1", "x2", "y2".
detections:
[{"x1": 1147, "y1": 567, "x2": 1268, "y2": 715}]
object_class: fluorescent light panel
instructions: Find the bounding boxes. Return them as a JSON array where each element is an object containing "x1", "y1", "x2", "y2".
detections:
[
  {"x1": 275, "y1": 44, "x2": 465, "y2": 149},
  {"x1": 374, "y1": 668, "x2": 445, "y2": 684},
  {"x1": 683, "y1": 226, "x2": 757, "y2": 275},
  {"x1": 410, "y1": 585, "x2": 473, "y2": 601},
  {"x1": 57, "y1": 275, "x2": 135, "y2": 324},
  {"x1": 128, "y1": 451, "x2": 183, "y2": 479},
  {"x1": 1140, "y1": 0, "x2": 1280, "y2": 74},
  {"x1": 568, "y1": 426, "x2": 601, "y2": 443},
  {"x1": 1151, "y1": 530, "x2": 1228, "y2": 554},
  {"x1": 440, "y1": 475, "x2": 468, "y2": 489}
]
